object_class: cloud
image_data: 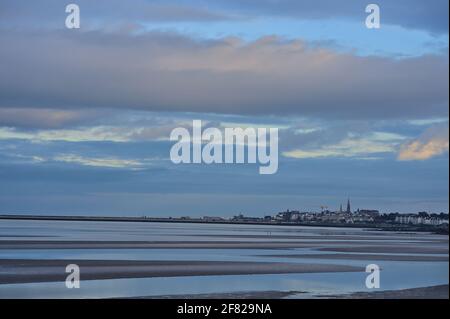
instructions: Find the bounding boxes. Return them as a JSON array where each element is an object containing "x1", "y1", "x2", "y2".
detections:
[
  {"x1": 0, "y1": 126, "x2": 129, "y2": 142},
  {"x1": 0, "y1": 115, "x2": 196, "y2": 142},
  {"x1": 398, "y1": 124, "x2": 449, "y2": 160},
  {"x1": 0, "y1": 108, "x2": 100, "y2": 129},
  {"x1": 407, "y1": 118, "x2": 449, "y2": 126},
  {"x1": 0, "y1": 0, "x2": 235, "y2": 29},
  {"x1": 53, "y1": 154, "x2": 143, "y2": 169},
  {"x1": 0, "y1": 30, "x2": 448, "y2": 120},
  {"x1": 283, "y1": 133, "x2": 401, "y2": 159}
]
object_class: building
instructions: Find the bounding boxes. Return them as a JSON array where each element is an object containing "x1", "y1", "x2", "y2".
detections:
[
  {"x1": 289, "y1": 211, "x2": 300, "y2": 221},
  {"x1": 275, "y1": 209, "x2": 300, "y2": 222},
  {"x1": 395, "y1": 215, "x2": 448, "y2": 226},
  {"x1": 356, "y1": 209, "x2": 380, "y2": 217}
]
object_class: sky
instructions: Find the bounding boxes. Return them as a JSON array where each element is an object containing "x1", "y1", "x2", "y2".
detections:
[{"x1": 0, "y1": 0, "x2": 448, "y2": 216}]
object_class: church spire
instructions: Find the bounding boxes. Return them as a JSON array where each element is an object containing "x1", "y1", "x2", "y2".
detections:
[{"x1": 346, "y1": 198, "x2": 351, "y2": 214}]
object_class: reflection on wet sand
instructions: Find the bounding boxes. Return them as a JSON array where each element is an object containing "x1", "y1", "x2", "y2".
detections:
[{"x1": 0, "y1": 220, "x2": 448, "y2": 298}]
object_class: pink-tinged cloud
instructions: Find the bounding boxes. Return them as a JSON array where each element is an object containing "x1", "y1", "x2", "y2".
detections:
[
  {"x1": 0, "y1": 30, "x2": 448, "y2": 120},
  {"x1": 0, "y1": 108, "x2": 99, "y2": 129},
  {"x1": 398, "y1": 124, "x2": 449, "y2": 160}
]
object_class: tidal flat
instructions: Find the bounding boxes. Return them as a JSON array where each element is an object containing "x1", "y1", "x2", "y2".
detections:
[{"x1": 0, "y1": 219, "x2": 448, "y2": 299}]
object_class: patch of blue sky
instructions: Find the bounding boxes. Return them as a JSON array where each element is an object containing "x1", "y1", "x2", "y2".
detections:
[{"x1": 140, "y1": 17, "x2": 448, "y2": 58}]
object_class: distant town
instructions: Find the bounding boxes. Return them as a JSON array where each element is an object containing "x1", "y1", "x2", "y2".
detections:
[
  {"x1": 200, "y1": 199, "x2": 449, "y2": 233},
  {"x1": 1, "y1": 199, "x2": 448, "y2": 234},
  {"x1": 229, "y1": 199, "x2": 449, "y2": 226}
]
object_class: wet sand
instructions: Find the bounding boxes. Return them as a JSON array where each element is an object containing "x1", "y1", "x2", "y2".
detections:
[
  {"x1": 0, "y1": 259, "x2": 364, "y2": 284},
  {"x1": 120, "y1": 285, "x2": 449, "y2": 299},
  {"x1": 323, "y1": 284, "x2": 449, "y2": 299},
  {"x1": 130, "y1": 290, "x2": 305, "y2": 299},
  {"x1": 0, "y1": 240, "x2": 321, "y2": 249},
  {"x1": 319, "y1": 246, "x2": 449, "y2": 254},
  {"x1": 258, "y1": 253, "x2": 449, "y2": 262},
  {"x1": 0, "y1": 220, "x2": 447, "y2": 298},
  {"x1": 0, "y1": 240, "x2": 446, "y2": 250},
  {"x1": 188, "y1": 234, "x2": 445, "y2": 243}
]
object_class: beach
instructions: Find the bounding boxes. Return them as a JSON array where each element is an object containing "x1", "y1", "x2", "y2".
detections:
[
  {"x1": 123, "y1": 285, "x2": 449, "y2": 299},
  {"x1": 0, "y1": 259, "x2": 363, "y2": 284},
  {"x1": 326, "y1": 284, "x2": 449, "y2": 299},
  {"x1": 0, "y1": 219, "x2": 448, "y2": 299}
]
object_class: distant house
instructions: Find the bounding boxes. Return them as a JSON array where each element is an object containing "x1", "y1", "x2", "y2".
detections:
[
  {"x1": 395, "y1": 215, "x2": 448, "y2": 225},
  {"x1": 276, "y1": 210, "x2": 300, "y2": 222},
  {"x1": 357, "y1": 209, "x2": 380, "y2": 217}
]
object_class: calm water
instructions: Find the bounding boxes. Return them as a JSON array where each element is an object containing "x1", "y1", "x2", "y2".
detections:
[{"x1": 0, "y1": 220, "x2": 448, "y2": 298}]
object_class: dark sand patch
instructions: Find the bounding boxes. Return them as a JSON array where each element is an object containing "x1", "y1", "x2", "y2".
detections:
[
  {"x1": 127, "y1": 290, "x2": 304, "y2": 299},
  {"x1": 0, "y1": 259, "x2": 364, "y2": 284},
  {"x1": 187, "y1": 234, "x2": 444, "y2": 243},
  {"x1": 0, "y1": 240, "x2": 443, "y2": 250},
  {"x1": 320, "y1": 246, "x2": 449, "y2": 254},
  {"x1": 118, "y1": 286, "x2": 449, "y2": 299},
  {"x1": 0, "y1": 240, "x2": 321, "y2": 250},
  {"x1": 321, "y1": 284, "x2": 449, "y2": 299},
  {"x1": 258, "y1": 253, "x2": 449, "y2": 262},
  {"x1": 0, "y1": 235, "x2": 56, "y2": 238}
]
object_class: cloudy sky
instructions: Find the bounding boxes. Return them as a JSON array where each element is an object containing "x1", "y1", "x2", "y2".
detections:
[{"x1": 0, "y1": 0, "x2": 448, "y2": 216}]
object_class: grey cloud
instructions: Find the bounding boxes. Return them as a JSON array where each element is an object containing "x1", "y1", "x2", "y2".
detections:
[
  {"x1": 0, "y1": 107, "x2": 101, "y2": 129},
  {"x1": 0, "y1": 0, "x2": 234, "y2": 29},
  {"x1": 281, "y1": 125, "x2": 354, "y2": 151},
  {"x1": 0, "y1": 30, "x2": 448, "y2": 121}
]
